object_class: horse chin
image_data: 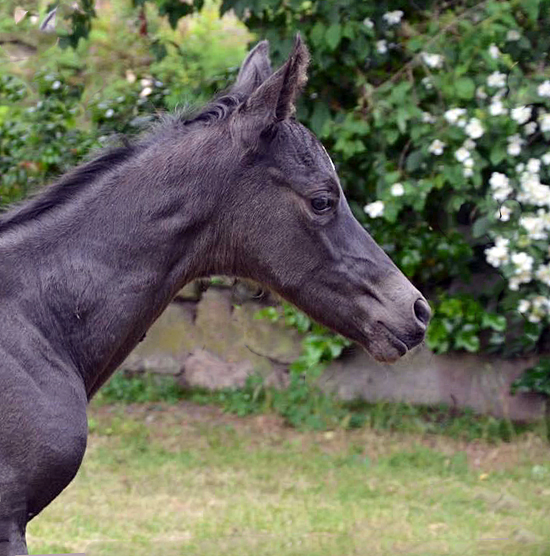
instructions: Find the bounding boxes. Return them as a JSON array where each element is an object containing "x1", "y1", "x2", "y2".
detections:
[{"x1": 358, "y1": 324, "x2": 409, "y2": 363}]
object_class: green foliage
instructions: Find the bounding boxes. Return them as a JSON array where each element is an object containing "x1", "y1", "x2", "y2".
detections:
[
  {"x1": 427, "y1": 294, "x2": 506, "y2": 354},
  {"x1": 95, "y1": 371, "x2": 183, "y2": 404},
  {"x1": 512, "y1": 357, "x2": 550, "y2": 397},
  {"x1": 93, "y1": 371, "x2": 540, "y2": 442},
  {"x1": 0, "y1": 70, "x2": 96, "y2": 207}
]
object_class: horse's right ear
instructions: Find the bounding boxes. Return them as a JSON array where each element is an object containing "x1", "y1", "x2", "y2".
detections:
[
  {"x1": 232, "y1": 35, "x2": 309, "y2": 149},
  {"x1": 232, "y1": 40, "x2": 272, "y2": 96}
]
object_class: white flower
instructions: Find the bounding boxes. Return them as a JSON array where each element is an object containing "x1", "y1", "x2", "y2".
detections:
[
  {"x1": 490, "y1": 172, "x2": 510, "y2": 189},
  {"x1": 463, "y1": 139, "x2": 476, "y2": 150},
  {"x1": 382, "y1": 10, "x2": 403, "y2": 25},
  {"x1": 517, "y1": 172, "x2": 550, "y2": 206},
  {"x1": 507, "y1": 134, "x2": 524, "y2": 156},
  {"x1": 376, "y1": 40, "x2": 388, "y2": 54},
  {"x1": 511, "y1": 106, "x2": 532, "y2": 125},
  {"x1": 126, "y1": 70, "x2": 136, "y2": 84},
  {"x1": 536, "y1": 264, "x2": 550, "y2": 287},
  {"x1": 421, "y1": 52, "x2": 443, "y2": 69},
  {"x1": 539, "y1": 113, "x2": 550, "y2": 132},
  {"x1": 489, "y1": 44, "x2": 501, "y2": 59},
  {"x1": 508, "y1": 252, "x2": 534, "y2": 289},
  {"x1": 537, "y1": 80, "x2": 550, "y2": 98},
  {"x1": 363, "y1": 17, "x2": 374, "y2": 29},
  {"x1": 465, "y1": 118, "x2": 484, "y2": 139},
  {"x1": 463, "y1": 157, "x2": 474, "y2": 169},
  {"x1": 520, "y1": 214, "x2": 547, "y2": 240},
  {"x1": 508, "y1": 143, "x2": 522, "y2": 156},
  {"x1": 487, "y1": 71, "x2": 507, "y2": 88},
  {"x1": 485, "y1": 237, "x2": 510, "y2": 267},
  {"x1": 496, "y1": 205, "x2": 512, "y2": 221},
  {"x1": 476, "y1": 87, "x2": 488, "y2": 100},
  {"x1": 444, "y1": 108, "x2": 466, "y2": 124},
  {"x1": 391, "y1": 183, "x2": 405, "y2": 196},
  {"x1": 455, "y1": 147, "x2": 471, "y2": 163},
  {"x1": 140, "y1": 78, "x2": 153, "y2": 88},
  {"x1": 542, "y1": 152, "x2": 550, "y2": 165},
  {"x1": 527, "y1": 312, "x2": 542, "y2": 322},
  {"x1": 105, "y1": 108, "x2": 114, "y2": 118},
  {"x1": 489, "y1": 100, "x2": 506, "y2": 116},
  {"x1": 364, "y1": 201, "x2": 384, "y2": 218},
  {"x1": 506, "y1": 29, "x2": 521, "y2": 42},
  {"x1": 463, "y1": 168, "x2": 474, "y2": 178},
  {"x1": 422, "y1": 112, "x2": 436, "y2": 123},
  {"x1": 527, "y1": 158, "x2": 541, "y2": 174},
  {"x1": 526, "y1": 296, "x2": 550, "y2": 321},
  {"x1": 140, "y1": 87, "x2": 153, "y2": 98},
  {"x1": 428, "y1": 139, "x2": 445, "y2": 155},
  {"x1": 516, "y1": 163, "x2": 525, "y2": 173},
  {"x1": 512, "y1": 251, "x2": 534, "y2": 272},
  {"x1": 518, "y1": 299, "x2": 531, "y2": 313},
  {"x1": 524, "y1": 122, "x2": 537, "y2": 135},
  {"x1": 489, "y1": 172, "x2": 512, "y2": 201},
  {"x1": 421, "y1": 77, "x2": 433, "y2": 90},
  {"x1": 51, "y1": 80, "x2": 61, "y2": 90}
]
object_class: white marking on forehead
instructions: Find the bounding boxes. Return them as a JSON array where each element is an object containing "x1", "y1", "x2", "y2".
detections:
[{"x1": 320, "y1": 143, "x2": 336, "y2": 172}]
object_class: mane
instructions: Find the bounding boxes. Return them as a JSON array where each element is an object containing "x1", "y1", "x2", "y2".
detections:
[{"x1": 0, "y1": 92, "x2": 247, "y2": 235}]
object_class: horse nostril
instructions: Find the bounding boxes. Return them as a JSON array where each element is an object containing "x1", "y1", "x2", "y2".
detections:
[{"x1": 413, "y1": 298, "x2": 431, "y2": 327}]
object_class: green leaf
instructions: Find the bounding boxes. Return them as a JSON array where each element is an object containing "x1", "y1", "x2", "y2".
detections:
[
  {"x1": 472, "y1": 216, "x2": 490, "y2": 238},
  {"x1": 489, "y1": 144, "x2": 506, "y2": 165},
  {"x1": 326, "y1": 23, "x2": 341, "y2": 50},
  {"x1": 481, "y1": 313, "x2": 506, "y2": 332},
  {"x1": 455, "y1": 330, "x2": 480, "y2": 352},
  {"x1": 522, "y1": 0, "x2": 541, "y2": 22},
  {"x1": 309, "y1": 101, "x2": 331, "y2": 136},
  {"x1": 309, "y1": 21, "x2": 325, "y2": 48},
  {"x1": 455, "y1": 77, "x2": 475, "y2": 99},
  {"x1": 406, "y1": 150, "x2": 423, "y2": 172}
]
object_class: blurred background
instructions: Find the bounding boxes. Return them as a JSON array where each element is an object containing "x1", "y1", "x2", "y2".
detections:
[{"x1": 1, "y1": 1, "x2": 550, "y2": 554}]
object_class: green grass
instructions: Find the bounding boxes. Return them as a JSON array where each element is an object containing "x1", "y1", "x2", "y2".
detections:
[
  {"x1": 27, "y1": 402, "x2": 550, "y2": 556},
  {"x1": 95, "y1": 372, "x2": 547, "y2": 442}
]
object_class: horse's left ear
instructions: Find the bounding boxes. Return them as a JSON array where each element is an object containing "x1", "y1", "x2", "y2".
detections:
[
  {"x1": 233, "y1": 40, "x2": 273, "y2": 95},
  {"x1": 239, "y1": 34, "x2": 309, "y2": 126}
]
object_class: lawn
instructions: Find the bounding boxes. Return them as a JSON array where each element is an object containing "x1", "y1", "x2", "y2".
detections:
[{"x1": 28, "y1": 402, "x2": 550, "y2": 556}]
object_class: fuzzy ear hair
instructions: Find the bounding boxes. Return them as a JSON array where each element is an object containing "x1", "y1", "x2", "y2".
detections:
[
  {"x1": 232, "y1": 40, "x2": 273, "y2": 96},
  {"x1": 240, "y1": 34, "x2": 310, "y2": 124}
]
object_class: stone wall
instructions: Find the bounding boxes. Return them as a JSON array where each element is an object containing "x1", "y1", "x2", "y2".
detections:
[{"x1": 121, "y1": 283, "x2": 547, "y2": 422}]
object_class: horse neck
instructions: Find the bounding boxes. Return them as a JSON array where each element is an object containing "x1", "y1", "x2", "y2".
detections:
[{"x1": 1, "y1": 133, "x2": 228, "y2": 397}]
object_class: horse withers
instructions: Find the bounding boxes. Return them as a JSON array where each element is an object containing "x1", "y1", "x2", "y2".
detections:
[{"x1": 0, "y1": 36, "x2": 429, "y2": 555}]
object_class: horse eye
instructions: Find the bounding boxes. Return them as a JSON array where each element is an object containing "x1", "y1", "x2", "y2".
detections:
[{"x1": 311, "y1": 197, "x2": 333, "y2": 213}]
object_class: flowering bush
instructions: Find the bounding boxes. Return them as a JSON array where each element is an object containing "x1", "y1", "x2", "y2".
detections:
[{"x1": 221, "y1": 0, "x2": 550, "y2": 365}]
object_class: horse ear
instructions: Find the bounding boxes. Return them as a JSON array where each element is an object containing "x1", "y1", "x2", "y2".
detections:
[
  {"x1": 233, "y1": 40, "x2": 273, "y2": 95},
  {"x1": 239, "y1": 34, "x2": 310, "y2": 126}
]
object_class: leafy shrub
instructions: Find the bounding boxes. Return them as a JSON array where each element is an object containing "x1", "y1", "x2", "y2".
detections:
[
  {"x1": 512, "y1": 357, "x2": 550, "y2": 397},
  {"x1": 0, "y1": 71, "x2": 94, "y2": 207},
  {"x1": 95, "y1": 371, "x2": 183, "y2": 404},
  {"x1": 427, "y1": 294, "x2": 506, "y2": 353}
]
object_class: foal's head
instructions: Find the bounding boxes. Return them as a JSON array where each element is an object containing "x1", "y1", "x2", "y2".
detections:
[{"x1": 205, "y1": 37, "x2": 430, "y2": 362}]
